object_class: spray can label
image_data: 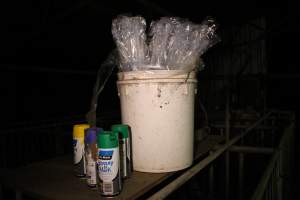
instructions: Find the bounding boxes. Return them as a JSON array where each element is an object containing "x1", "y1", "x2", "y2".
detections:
[
  {"x1": 86, "y1": 152, "x2": 97, "y2": 186},
  {"x1": 97, "y1": 148, "x2": 122, "y2": 196},
  {"x1": 73, "y1": 137, "x2": 86, "y2": 177}
]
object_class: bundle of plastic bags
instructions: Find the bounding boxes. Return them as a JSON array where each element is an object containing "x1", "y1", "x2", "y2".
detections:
[{"x1": 112, "y1": 15, "x2": 219, "y2": 72}]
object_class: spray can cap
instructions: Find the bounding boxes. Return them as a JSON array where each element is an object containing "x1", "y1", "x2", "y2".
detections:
[
  {"x1": 97, "y1": 131, "x2": 119, "y2": 148},
  {"x1": 73, "y1": 124, "x2": 90, "y2": 138},
  {"x1": 85, "y1": 127, "x2": 102, "y2": 144},
  {"x1": 111, "y1": 124, "x2": 130, "y2": 138}
]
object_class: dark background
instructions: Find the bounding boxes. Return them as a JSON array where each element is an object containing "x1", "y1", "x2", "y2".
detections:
[
  {"x1": 1, "y1": 0, "x2": 298, "y2": 123},
  {"x1": 0, "y1": 0, "x2": 298, "y2": 198}
]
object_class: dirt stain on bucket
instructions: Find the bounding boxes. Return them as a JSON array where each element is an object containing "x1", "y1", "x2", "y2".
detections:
[{"x1": 157, "y1": 87, "x2": 161, "y2": 98}]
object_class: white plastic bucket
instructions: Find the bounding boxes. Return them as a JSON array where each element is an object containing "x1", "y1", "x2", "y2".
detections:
[{"x1": 117, "y1": 70, "x2": 197, "y2": 173}]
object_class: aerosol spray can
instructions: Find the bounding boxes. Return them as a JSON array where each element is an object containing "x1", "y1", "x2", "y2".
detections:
[
  {"x1": 111, "y1": 124, "x2": 132, "y2": 179},
  {"x1": 84, "y1": 127, "x2": 101, "y2": 187},
  {"x1": 97, "y1": 131, "x2": 122, "y2": 196},
  {"x1": 73, "y1": 124, "x2": 90, "y2": 177}
]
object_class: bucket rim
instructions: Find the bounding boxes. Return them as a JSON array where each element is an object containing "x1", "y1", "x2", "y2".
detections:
[{"x1": 117, "y1": 70, "x2": 197, "y2": 81}]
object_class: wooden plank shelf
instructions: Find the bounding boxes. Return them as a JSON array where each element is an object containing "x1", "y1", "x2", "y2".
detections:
[{"x1": 0, "y1": 135, "x2": 224, "y2": 200}]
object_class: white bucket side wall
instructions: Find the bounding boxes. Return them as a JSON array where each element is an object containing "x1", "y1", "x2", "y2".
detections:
[{"x1": 118, "y1": 76, "x2": 196, "y2": 173}]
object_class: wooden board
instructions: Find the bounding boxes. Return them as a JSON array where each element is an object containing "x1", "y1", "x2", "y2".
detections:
[
  {"x1": 0, "y1": 135, "x2": 224, "y2": 200},
  {"x1": 1, "y1": 156, "x2": 173, "y2": 200}
]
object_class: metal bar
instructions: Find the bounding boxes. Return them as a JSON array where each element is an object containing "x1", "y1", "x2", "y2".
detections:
[
  {"x1": 225, "y1": 87, "x2": 230, "y2": 200},
  {"x1": 251, "y1": 152, "x2": 279, "y2": 200},
  {"x1": 226, "y1": 145, "x2": 274, "y2": 154},
  {"x1": 225, "y1": 152, "x2": 230, "y2": 200},
  {"x1": 211, "y1": 124, "x2": 276, "y2": 130},
  {"x1": 209, "y1": 151, "x2": 214, "y2": 198},
  {"x1": 0, "y1": 135, "x2": 7, "y2": 168},
  {"x1": 251, "y1": 123, "x2": 294, "y2": 200},
  {"x1": 271, "y1": 119, "x2": 275, "y2": 147},
  {"x1": 220, "y1": 128, "x2": 224, "y2": 136},
  {"x1": 261, "y1": 130, "x2": 265, "y2": 146},
  {"x1": 148, "y1": 112, "x2": 273, "y2": 200},
  {"x1": 277, "y1": 160, "x2": 282, "y2": 200},
  {"x1": 197, "y1": 74, "x2": 300, "y2": 81},
  {"x1": 238, "y1": 152, "x2": 244, "y2": 200},
  {"x1": 3, "y1": 111, "x2": 119, "y2": 128},
  {"x1": 0, "y1": 184, "x2": 3, "y2": 200},
  {"x1": 239, "y1": 132, "x2": 244, "y2": 200},
  {"x1": 289, "y1": 122, "x2": 295, "y2": 200},
  {"x1": 2, "y1": 65, "x2": 95, "y2": 76},
  {"x1": 225, "y1": 89, "x2": 230, "y2": 142},
  {"x1": 0, "y1": 115, "x2": 118, "y2": 134}
]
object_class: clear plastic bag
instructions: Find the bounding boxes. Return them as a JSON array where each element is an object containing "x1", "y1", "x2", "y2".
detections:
[
  {"x1": 111, "y1": 15, "x2": 149, "y2": 71},
  {"x1": 111, "y1": 15, "x2": 219, "y2": 72},
  {"x1": 148, "y1": 17, "x2": 179, "y2": 70},
  {"x1": 163, "y1": 17, "x2": 219, "y2": 71}
]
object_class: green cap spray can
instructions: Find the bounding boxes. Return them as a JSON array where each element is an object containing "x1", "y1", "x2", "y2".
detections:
[
  {"x1": 111, "y1": 124, "x2": 132, "y2": 179},
  {"x1": 97, "y1": 131, "x2": 122, "y2": 196}
]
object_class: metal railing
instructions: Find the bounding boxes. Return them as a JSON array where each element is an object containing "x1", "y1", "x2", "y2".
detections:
[
  {"x1": 251, "y1": 122, "x2": 294, "y2": 200},
  {"x1": 148, "y1": 111, "x2": 294, "y2": 200},
  {"x1": 0, "y1": 113, "x2": 120, "y2": 168}
]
